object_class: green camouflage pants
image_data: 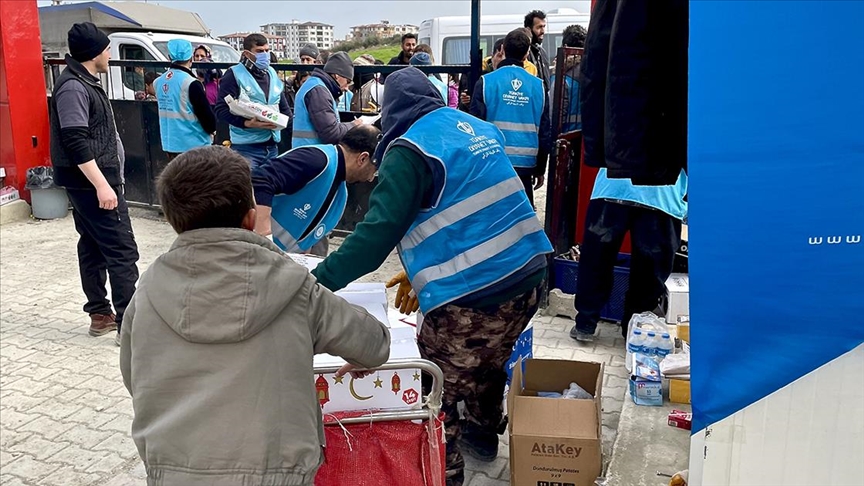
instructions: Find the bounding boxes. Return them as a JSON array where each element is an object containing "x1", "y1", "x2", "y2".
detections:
[{"x1": 418, "y1": 287, "x2": 540, "y2": 486}]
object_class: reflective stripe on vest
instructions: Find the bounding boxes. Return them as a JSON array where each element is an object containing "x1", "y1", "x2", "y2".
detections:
[
  {"x1": 392, "y1": 107, "x2": 553, "y2": 313},
  {"x1": 228, "y1": 64, "x2": 284, "y2": 145},
  {"x1": 482, "y1": 66, "x2": 544, "y2": 169},
  {"x1": 269, "y1": 145, "x2": 347, "y2": 252},
  {"x1": 292, "y1": 76, "x2": 338, "y2": 148},
  {"x1": 154, "y1": 69, "x2": 211, "y2": 153}
]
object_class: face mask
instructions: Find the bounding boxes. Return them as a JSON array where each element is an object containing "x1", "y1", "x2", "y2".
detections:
[{"x1": 254, "y1": 51, "x2": 270, "y2": 70}]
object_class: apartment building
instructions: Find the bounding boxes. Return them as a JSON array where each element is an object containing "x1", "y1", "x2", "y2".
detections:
[
  {"x1": 350, "y1": 20, "x2": 418, "y2": 40},
  {"x1": 259, "y1": 21, "x2": 334, "y2": 60},
  {"x1": 219, "y1": 32, "x2": 288, "y2": 59}
]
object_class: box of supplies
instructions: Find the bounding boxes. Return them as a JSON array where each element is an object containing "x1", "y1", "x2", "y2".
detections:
[
  {"x1": 664, "y1": 274, "x2": 690, "y2": 324},
  {"x1": 669, "y1": 378, "x2": 691, "y2": 404},
  {"x1": 509, "y1": 358, "x2": 603, "y2": 486},
  {"x1": 224, "y1": 94, "x2": 289, "y2": 130}
]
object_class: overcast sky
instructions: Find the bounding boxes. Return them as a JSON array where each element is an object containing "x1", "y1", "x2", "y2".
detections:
[{"x1": 38, "y1": 0, "x2": 591, "y2": 38}]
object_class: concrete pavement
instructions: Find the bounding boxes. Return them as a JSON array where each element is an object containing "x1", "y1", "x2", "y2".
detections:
[{"x1": 0, "y1": 211, "x2": 631, "y2": 485}]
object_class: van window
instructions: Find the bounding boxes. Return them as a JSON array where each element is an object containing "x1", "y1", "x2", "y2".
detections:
[
  {"x1": 442, "y1": 36, "x2": 495, "y2": 64},
  {"x1": 153, "y1": 42, "x2": 239, "y2": 63},
  {"x1": 419, "y1": 37, "x2": 431, "y2": 46},
  {"x1": 119, "y1": 44, "x2": 159, "y2": 92}
]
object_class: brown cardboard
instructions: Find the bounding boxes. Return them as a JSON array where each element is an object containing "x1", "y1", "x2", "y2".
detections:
[
  {"x1": 669, "y1": 378, "x2": 691, "y2": 404},
  {"x1": 509, "y1": 358, "x2": 604, "y2": 486}
]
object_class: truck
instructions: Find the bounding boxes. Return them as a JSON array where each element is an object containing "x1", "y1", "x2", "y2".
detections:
[
  {"x1": 39, "y1": 1, "x2": 239, "y2": 100},
  {"x1": 418, "y1": 7, "x2": 590, "y2": 65}
]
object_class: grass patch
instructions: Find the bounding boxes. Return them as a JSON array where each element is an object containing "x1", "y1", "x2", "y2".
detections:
[{"x1": 348, "y1": 45, "x2": 400, "y2": 63}]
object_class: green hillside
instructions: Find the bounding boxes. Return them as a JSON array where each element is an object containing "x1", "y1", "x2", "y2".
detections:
[{"x1": 348, "y1": 44, "x2": 400, "y2": 63}]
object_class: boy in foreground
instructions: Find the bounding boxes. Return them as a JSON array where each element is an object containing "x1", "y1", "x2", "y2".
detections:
[{"x1": 119, "y1": 146, "x2": 391, "y2": 484}]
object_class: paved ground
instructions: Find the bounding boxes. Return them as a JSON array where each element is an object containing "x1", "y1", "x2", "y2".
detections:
[{"x1": 0, "y1": 208, "x2": 630, "y2": 485}]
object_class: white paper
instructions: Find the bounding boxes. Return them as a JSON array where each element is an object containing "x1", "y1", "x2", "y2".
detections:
[
  {"x1": 358, "y1": 114, "x2": 380, "y2": 125},
  {"x1": 224, "y1": 94, "x2": 289, "y2": 129}
]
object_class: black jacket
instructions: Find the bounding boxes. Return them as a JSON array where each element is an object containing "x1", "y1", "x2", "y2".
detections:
[
  {"x1": 529, "y1": 43, "x2": 552, "y2": 90},
  {"x1": 49, "y1": 55, "x2": 121, "y2": 189},
  {"x1": 580, "y1": 0, "x2": 688, "y2": 185}
]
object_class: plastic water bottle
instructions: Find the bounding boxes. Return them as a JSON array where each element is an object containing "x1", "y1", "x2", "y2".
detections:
[
  {"x1": 645, "y1": 331, "x2": 659, "y2": 356},
  {"x1": 628, "y1": 329, "x2": 646, "y2": 353},
  {"x1": 657, "y1": 333, "x2": 674, "y2": 358}
]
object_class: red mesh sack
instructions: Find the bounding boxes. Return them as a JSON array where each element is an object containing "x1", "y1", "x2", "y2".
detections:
[{"x1": 315, "y1": 411, "x2": 446, "y2": 486}]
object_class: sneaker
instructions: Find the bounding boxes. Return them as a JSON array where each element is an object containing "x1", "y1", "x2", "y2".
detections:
[
  {"x1": 114, "y1": 331, "x2": 121, "y2": 347},
  {"x1": 89, "y1": 313, "x2": 117, "y2": 336},
  {"x1": 459, "y1": 421, "x2": 498, "y2": 462},
  {"x1": 569, "y1": 325, "x2": 595, "y2": 343}
]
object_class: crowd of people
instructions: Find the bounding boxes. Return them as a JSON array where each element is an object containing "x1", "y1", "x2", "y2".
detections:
[{"x1": 48, "y1": 8, "x2": 686, "y2": 486}]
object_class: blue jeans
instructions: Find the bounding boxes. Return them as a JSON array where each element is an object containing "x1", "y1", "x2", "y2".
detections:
[{"x1": 231, "y1": 142, "x2": 277, "y2": 171}]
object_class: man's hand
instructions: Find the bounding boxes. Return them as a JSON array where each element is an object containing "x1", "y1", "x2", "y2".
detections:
[
  {"x1": 533, "y1": 175, "x2": 545, "y2": 190},
  {"x1": 386, "y1": 271, "x2": 419, "y2": 314},
  {"x1": 459, "y1": 90, "x2": 471, "y2": 106},
  {"x1": 336, "y1": 363, "x2": 375, "y2": 380},
  {"x1": 254, "y1": 205, "x2": 273, "y2": 236},
  {"x1": 352, "y1": 117, "x2": 364, "y2": 127},
  {"x1": 244, "y1": 118, "x2": 279, "y2": 130},
  {"x1": 96, "y1": 184, "x2": 118, "y2": 210}
]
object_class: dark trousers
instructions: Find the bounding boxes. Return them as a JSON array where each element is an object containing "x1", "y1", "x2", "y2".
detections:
[
  {"x1": 517, "y1": 171, "x2": 535, "y2": 208},
  {"x1": 574, "y1": 199, "x2": 681, "y2": 337},
  {"x1": 418, "y1": 287, "x2": 539, "y2": 486},
  {"x1": 66, "y1": 187, "x2": 140, "y2": 330}
]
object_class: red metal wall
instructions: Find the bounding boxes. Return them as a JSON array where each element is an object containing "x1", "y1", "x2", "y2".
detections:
[{"x1": 0, "y1": 0, "x2": 51, "y2": 201}]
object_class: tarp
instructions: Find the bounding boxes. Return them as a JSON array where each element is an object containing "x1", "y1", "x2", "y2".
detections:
[{"x1": 689, "y1": 0, "x2": 864, "y2": 433}]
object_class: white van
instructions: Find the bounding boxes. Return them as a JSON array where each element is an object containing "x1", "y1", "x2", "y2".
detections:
[
  {"x1": 103, "y1": 32, "x2": 238, "y2": 100},
  {"x1": 418, "y1": 8, "x2": 590, "y2": 65}
]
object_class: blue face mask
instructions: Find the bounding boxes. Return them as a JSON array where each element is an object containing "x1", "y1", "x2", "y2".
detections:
[{"x1": 254, "y1": 51, "x2": 270, "y2": 70}]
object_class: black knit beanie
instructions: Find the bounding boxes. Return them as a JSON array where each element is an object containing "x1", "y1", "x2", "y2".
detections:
[{"x1": 68, "y1": 22, "x2": 110, "y2": 63}]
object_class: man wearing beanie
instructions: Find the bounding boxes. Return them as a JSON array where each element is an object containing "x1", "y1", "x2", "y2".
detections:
[
  {"x1": 409, "y1": 52, "x2": 448, "y2": 103},
  {"x1": 49, "y1": 22, "x2": 140, "y2": 346},
  {"x1": 215, "y1": 33, "x2": 290, "y2": 169},
  {"x1": 299, "y1": 43, "x2": 320, "y2": 64},
  {"x1": 292, "y1": 51, "x2": 361, "y2": 148},
  {"x1": 154, "y1": 39, "x2": 216, "y2": 158}
]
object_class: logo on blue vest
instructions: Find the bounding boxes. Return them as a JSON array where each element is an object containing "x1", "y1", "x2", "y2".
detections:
[
  {"x1": 511, "y1": 78, "x2": 523, "y2": 91},
  {"x1": 314, "y1": 225, "x2": 326, "y2": 239},
  {"x1": 294, "y1": 203, "x2": 312, "y2": 220},
  {"x1": 457, "y1": 121, "x2": 475, "y2": 136}
]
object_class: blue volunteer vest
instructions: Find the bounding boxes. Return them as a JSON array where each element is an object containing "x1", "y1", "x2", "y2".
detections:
[
  {"x1": 228, "y1": 64, "x2": 284, "y2": 145},
  {"x1": 482, "y1": 65, "x2": 545, "y2": 169},
  {"x1": 392, "y1": 108, "x2": 554, "y2": 313},
  {"x1": 551, "y1": 73, "x2": 581, "y2": 132},
  {"x1": 337, "y1": 90, "x2": 354, "y2": 112},
  {"x1": 154, "y1": 69, "x2": 211, "y2": 153},
  {"x1": 293, "y1": 76, "x2": 339, "y2": 148},
  {"x1": 270, "y1": 145, "x2": 347, "y2": 253},
  {"x1": 428, "y1": 75, "x2": 449, "y2": 103},
  {"x1": 591, "y1": 168, "x2": 689, "y2": 220}
]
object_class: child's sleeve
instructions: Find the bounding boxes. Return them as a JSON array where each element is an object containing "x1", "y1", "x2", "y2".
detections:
[
  {"x1": 119, "y1": 293, "x2": 137, "y2": 397},
  {"x1": 306, "y1": 275, "x2": 391, "y2": 369}
]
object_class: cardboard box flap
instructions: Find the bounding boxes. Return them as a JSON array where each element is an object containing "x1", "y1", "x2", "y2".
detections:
[
  {"x1": 507, "y1": 355, "x2": 524, "y2": 431},
  {"x1": 511, "y1": 396, "x2": 600, "y2": 439},
  {"x1": 524, "y1": 359, "x2": 602, "y2": 397}
]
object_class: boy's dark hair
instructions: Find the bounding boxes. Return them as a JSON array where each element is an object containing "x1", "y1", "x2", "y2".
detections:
[
  {"x1": 401, "y1": 33, "x2": 417, "y2": 44},
  {"x1": 157, "y1": 146, "x2": 255, "y2": 234},
  {"x1": 504, "y1": 29, "x2": 531, "y2": 60},
  {"x1": 144, "y1": 71, "x2": 158, "y2": 86},
  {"x1": 524, "y1": 10, "x2": 546, "y2": 28},
  {"x1": 493, "y1": 38, "x2": 505, "y2": 54},
  {"x1": 562, "y1": 24, "x2": 588, "y2": 48},
  {"x1": 243, "y1": 33, "x2": 268, "y2": 51},
  {"x1": 341, "y1": 125, "x2": 380, "y2": 156}
]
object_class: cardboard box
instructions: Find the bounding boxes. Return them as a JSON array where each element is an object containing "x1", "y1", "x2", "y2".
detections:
[
  {"x1": 509, "y1": 359, "x2": 603, "y2": 486},
  {"x1": 669, "y1": 378, "x2": 691, "y2": 404},
  {"x1": 313, "y1": 281, "x2": 422, "y2": 414},
  {"x1": 668, "y1": 409, "x2": 692, "y2": 430},
  {"x1": 676, "y1": 321, "x2": 690, "y2": 343},
  {"x1": 664, "y1": 274, "x2": 690, "y2": 324},
  {"x1": 629, "y1": 353, "x2": 663, "y2": 406}
]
